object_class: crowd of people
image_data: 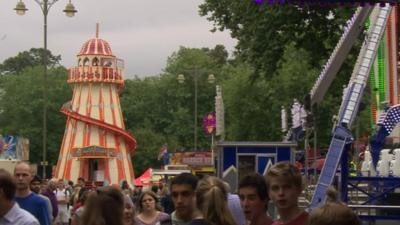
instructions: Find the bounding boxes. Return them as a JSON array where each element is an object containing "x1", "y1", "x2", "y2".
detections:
[{"x1": 0, "y1": 161, "x2": 361, "y2": 225}]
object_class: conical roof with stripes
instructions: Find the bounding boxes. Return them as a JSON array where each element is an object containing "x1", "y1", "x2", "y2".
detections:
[{"x1": 78, "y1": 38, "x2": 114, "y2": 56}]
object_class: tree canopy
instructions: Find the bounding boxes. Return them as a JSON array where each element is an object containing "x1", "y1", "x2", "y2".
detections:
[
  {"x1": 121, "y1": 46, "x2": 224, "y2": 174},
  {"x1": 198, "y1": 2, "x2": 371, "y2": 145},
  {"x1": 0, "y1": 48, "x2": 61, "y2": 75},
  {"x1": 0, "y1": 66, "x2": 70, "y2": 163},
  {"x1": 199, "y1": 1, "x2": 354, "y2": 79}
]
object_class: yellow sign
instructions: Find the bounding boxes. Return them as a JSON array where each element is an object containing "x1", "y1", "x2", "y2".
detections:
[
  {"x1": 170, "y1": 152, "x2": 212, "y2": 166},
  {"x1": 72, "y1": 145, "x2": 116, "y2": 158}
]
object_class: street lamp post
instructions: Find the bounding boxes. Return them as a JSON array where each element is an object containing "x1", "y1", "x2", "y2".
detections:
[
  {"x1": 14, "y1": 0, "x2": 77, "y2": 178},
  {"x1": 178, "y1": 71, "x2": 215, "y2": 151}
]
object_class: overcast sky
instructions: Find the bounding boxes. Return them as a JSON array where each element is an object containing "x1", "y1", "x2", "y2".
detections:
[{"x1": 0, "y1": 0, "x2": 237, "y2": 78}]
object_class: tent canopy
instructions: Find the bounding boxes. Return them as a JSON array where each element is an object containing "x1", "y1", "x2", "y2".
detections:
[{"x1": 134, "y1": 168, "x2": 152, "y2": 186}]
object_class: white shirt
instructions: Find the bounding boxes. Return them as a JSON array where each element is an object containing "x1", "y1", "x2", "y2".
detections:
[
  {"x1": 0, "y1": 202, "x2": 39, "y2": 225},
  {"x1": 55, "y1": 188, "x2": 69, "y2": 204}
]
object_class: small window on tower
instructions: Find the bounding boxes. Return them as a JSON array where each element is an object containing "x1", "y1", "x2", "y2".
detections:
[
  {"x1": 83, "y1": 58, "x2": 90, "y2": 67},
  {"x1": 101, "y1": 58, "x2": 113, "y2": 67},
  {"x1": 92, "y1": 57, "x2": 99, "y2": 66}
]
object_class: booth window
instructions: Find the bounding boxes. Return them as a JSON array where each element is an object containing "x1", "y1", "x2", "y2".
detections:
[{"x1": 238, "y1": 155, "x2": 256, "y2": 183}]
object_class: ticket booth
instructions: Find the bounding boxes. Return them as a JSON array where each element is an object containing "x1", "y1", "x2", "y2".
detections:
[{"x1": 215, "y1": 141, "x2": 296, "y2": 191}]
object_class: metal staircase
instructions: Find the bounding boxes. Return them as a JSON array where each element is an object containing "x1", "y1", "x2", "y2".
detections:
[{"x1": 309, "y1": 5, "x2": 392, "y2": 209}]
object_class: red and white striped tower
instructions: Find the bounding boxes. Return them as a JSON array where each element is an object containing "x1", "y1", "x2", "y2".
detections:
[{"x1": 54, "y1": 30, "x2": 136, "y2": 186}]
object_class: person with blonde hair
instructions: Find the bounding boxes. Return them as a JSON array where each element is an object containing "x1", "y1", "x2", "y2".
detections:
[
  {"x1": 306, "y1": 187, "x2": 361, "y2": 225},
  {"x1": 191, "y1": 176, "x2": 238, "y2": 225},
  {"x1": 265, "y1": 162, "x2": 308, "y2": 225},
  {"x1": 307, "y1": 202, "x2": 360, "y2": 225},
  {"x1": 324, "y1": 187, "x2": 341, "y2": 204}
]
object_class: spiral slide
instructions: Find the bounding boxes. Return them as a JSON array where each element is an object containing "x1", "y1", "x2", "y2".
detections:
[{"x1": 60, "y1": 105, "x2": 137, "y2": 152}]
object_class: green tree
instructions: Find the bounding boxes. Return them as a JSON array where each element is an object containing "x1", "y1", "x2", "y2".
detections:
[
  {"x1": 163, "y1": 47, "x2": 220, "y2": 149},
  {"x1": 130, "y1": 127, "x2": 165, "y2": 176},
  {"x1": 217, "y1": 44, "x2": 314, "y2": 141},
  {"x1": 121, "y1": 46, "x2": 224, "y2": 173},
  {"x1": 201, "y1": 44, "x2": 229, "y2": 66},
  {"x1": 219, "y1": 40, "x2": 371, "y2": 147},
  {"x1": 199, "y1": 1, "x2": 354, "y2": 79},
  {"x1": 0, "y1": 66, "x2": 70, "y2": 163},
  {"x1": 199, "y1": 2, "x2": 375, "y2": 146},
  {"x1": 0, "y1": 48, "x2": 61, "y2": 75}
]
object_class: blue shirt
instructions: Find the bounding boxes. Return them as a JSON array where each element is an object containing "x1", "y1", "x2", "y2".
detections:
[
  {"x1": 15, "y1": 193, "x2": 51, "y2": 225},
  {"x1": 0, "y1": 202, "x2": 39, "y2": 225}
]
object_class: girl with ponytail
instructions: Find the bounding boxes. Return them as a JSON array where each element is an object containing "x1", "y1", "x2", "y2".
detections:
[{"x1": 189, "y1": 176, "x2": 238, "y2": 225}]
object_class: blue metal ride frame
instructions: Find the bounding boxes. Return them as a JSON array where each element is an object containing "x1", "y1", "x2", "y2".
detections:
[
  {"x1": 341, "y1": 144, "x2": 349, "y2": 203},
  {"x1": 309, "y1": 5, "x2": 393, "y2": 209},
  {"x1": 341, "y1": 154, "x2": 400, "y2": 221},
  {"x1": 360, "y1": 215, "x2": 400, "y2": 221},
  {"x1": 311, "y1": 125, "x2": 353, "y2": 206}
]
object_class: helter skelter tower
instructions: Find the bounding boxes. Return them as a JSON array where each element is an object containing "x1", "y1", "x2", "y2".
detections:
[{"x1": 54, "y1": 30, "x2": 136, "y2": 186}]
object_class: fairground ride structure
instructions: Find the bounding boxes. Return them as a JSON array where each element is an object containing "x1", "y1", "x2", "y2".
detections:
[
  {"x1": 54, "y1": 30, "x2": 137, "y2": 187},
  {"x1": 297, "y1": 3, "x2": 400, "y2": 222}
]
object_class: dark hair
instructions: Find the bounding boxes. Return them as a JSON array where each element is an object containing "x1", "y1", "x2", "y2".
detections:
[
  {"x1": 239, "y1": 173, "x2": 269, "y2": 202},
  {"x1": 79, "y1": 189, "x2": 90, "y2": 205},
  {"x1": 31, "y1": 175, "x2": 42, "y2": 184},
  {"x1": 81, "y1": 186, "x2": 124, "y2": 225},
  {"x1": 151, "y1": 185, "x2": 159, "y2": 193},
  {"x1": 0, "y1": 169, "x2": 16, "y2": 200},
  {"x1": 121, "y1": 180, "x2": 129, "y2": 189},
  {"x1": 137, "y1": 191, "x2": 161, "y2": 212},
  {"x1": 170, "y1": 173, "x2": 198, "y2": 191}
]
